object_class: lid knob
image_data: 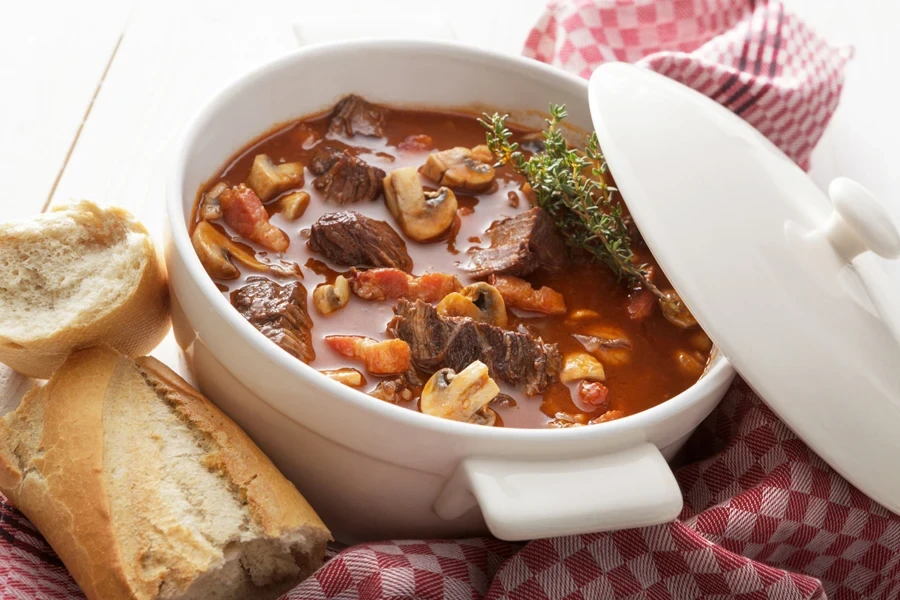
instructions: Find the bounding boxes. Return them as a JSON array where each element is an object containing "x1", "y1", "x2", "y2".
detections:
[{"x1": 822, "y1": 178, "x2": 900, "y2": 261}]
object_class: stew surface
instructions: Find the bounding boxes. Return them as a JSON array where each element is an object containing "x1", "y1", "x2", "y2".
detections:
[{"x1": 191, "y1": 97, "x2": 711, "y2": 429}]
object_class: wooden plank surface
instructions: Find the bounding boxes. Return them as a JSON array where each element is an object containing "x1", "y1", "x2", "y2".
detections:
[
  {"x1": 0, "y1": 0, "x2": 130, "y2": 219},
  {"x1": 42, "y1": 0, "x2": 547, "y2": 379}
]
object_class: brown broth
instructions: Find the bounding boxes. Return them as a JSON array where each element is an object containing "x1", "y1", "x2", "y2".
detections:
[{"x1": 192, "y1": 106, "x2": 710, "y2": 428}]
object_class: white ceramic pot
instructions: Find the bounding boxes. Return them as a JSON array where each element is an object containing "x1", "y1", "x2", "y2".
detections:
[{"x1": 166, "y1": 40, "x2": 736, "y2": 543}]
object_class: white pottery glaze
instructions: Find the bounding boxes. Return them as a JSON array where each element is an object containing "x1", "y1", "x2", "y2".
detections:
[
  {"x1": 166, "y1": 40, "x2": 736, "y2": 543},
  {"x1": 590, "y1": 64, "x2": 900, "y2": 516}
]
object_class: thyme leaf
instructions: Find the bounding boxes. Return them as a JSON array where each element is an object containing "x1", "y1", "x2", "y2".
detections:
[{"x1": 480, "y1": 105, "x2": 696, "y2": 328}]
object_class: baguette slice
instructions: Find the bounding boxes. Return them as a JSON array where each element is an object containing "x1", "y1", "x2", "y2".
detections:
[
  {"x1": 0, "y1": 201, "x2": 170, "y2": 378},
  {"x1": 0, "y1": 346, "x2": 330, "y2": 600}
]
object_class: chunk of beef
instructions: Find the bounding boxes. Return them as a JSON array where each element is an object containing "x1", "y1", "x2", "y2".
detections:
[
  {"x1": 327, "y1": 95, "x2": 388, "y2": 138},
  {"x1": 311, "y1": 149, "x2": 386, "y2": 204},
  {"x1": 465, "y1": 207, "x2": 567, "y2": 278},
  {"x1": 308, "y1": 147, "x2": 342, "y2": 176},
  {"x1": 309, "y1": 211, "x2": 413, "y2": 272},
  {"x1": 387, "y1": 299, "x2": 561, "y2": 395},
  {"x1": 231, "y1": 278, "x2": 314, "y2": 362}
]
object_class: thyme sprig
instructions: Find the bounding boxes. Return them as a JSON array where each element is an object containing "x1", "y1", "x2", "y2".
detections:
[{"x1": 480, "y1": 105, "x2": 696, "y2": 328}]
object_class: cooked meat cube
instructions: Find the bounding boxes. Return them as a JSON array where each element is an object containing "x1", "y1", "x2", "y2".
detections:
[
  {"x1": 421, "y1": 146, "x2": 495, "y2": 192},
  {"x1": 327, "y1": 95, "x2": 388, "y2": 138},
  {"x1": 465, "y1": 207, "x2": 567, "y2": 278},
  {"x1": 309, "y1": 212, "x2": 413, "y2": 272},
  {"x1": 349, "y1": 268, "x2": 461, "y2": 302},
  {"x1": 308, "y1": 146, "x2": 342, "y2": 176},
  {"x1": 324, "y1": 335, "x2": 411, "y2": 375},
  {"x1": 247, "y1": 154, "x2": 304, "y2": 201},
  {"x1": 387, "y1": 299, "x2": 561, "y2": 395},
  {"x1": 220, "y1": 184, "x2": 289, "y2": 252},
  {"x1": 312, "y1": 151, "x2": 386, "y2": 204},
  {"x1": 488, "y1": 274, "x2": 567, "y2": 315},
  {"x1": 231, "y1": 279, "x2": 314, "y2": 362}
]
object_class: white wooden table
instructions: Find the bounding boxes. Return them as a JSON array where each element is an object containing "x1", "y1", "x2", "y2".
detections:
[{"x1": 2, "y1": 0, "x2": 898, "y2": 409}]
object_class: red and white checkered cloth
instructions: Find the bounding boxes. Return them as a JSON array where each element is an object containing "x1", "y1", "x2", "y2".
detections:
[
  {"x1": 524, "y1": 0, "x2": 852, "y2": 169},
  {"x1": 3, "y1": 2, "x2": 895, "y2": 600}
]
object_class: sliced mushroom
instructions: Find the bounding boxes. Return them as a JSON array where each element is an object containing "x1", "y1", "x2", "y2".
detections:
[
  {"x1": 659, "y1": 289, "x2": 698, "y2": 329},
  {"x1": 383, "y1": 166, "x2": 457, "y2": 241},
  {"x1": 275, "y1": 191, "x2": 310, "y2": 221},
  {"x1": 247, "y1": 154, "x2": 305, "y2": 202},
  {"x1": 573, "y1": 325, "x2": 632, "y2": 366},
  {"x1": 560, "y1": 352, "x2": 606, "y2": 384},
  {"x1": 191, "y1": 221, "x2": 274, "y2": 280},
  {"x1": 436, "y1": 282, "x2": 507, "y2": 327},
  {"x1": 420, "y1": 146, "x2": 495, "y2": 192},
  {"x1": 689, "y1": 330, "x2": 713, "y2": 352},
  {"x1": 469, "y1": 407, "x2": 498, "y2": 426},
  {"x1": 674, "y1": 350, "x2": 705, "y2": 377},
  {"x1": 420, "y1": 361, "x2": 500, "y2": 424},
  {"x1": 199, "y1": 181, "x2": 228, "y2": 221},
  {"x1": 320, "y1": 367, "x2": 367, "y2": 387},
  {"x1": 324, "y1": 335, "x2": 411, "y2": 375},
  {"x1": 564, "y1": 308, "x2": 601, "y2": 326},
  {"x1": 313, "y1": 275, "x2": 350, "y2": 315}
]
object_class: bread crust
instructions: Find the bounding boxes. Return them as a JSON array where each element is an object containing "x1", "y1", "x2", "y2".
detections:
[
  {"x1": 135, "y1": 355, "x2": 330, "y2": 543},
  {"x1": 0, "y1": 205, "x2": 171, "y2": 379},
  {"x1": 0, "y1": 347, "x2": 330, "y2": 600},
  {"x1": 0, "y1": 348, "x2": 135, "y2": 598}
]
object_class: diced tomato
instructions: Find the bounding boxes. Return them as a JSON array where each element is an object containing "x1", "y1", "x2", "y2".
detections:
[
  {"x1": 409, "y1": 272, "x2": 463, "y2": 303},
  {"x1": 324, "y1": 335, "x2": 366, "y2": 359},
  {"x1": 350, "y1": 268, "x2": 411, "y2": 301},
  {"x1": 397, "y1": 134, "x2": 434, "y2": 153},
  {"x1": 578, "y1": 380, "x2": 610, "y2": 410},
  {"x1": 489, "y1": 274, "x2": 566, "y2": 315},
  {"x1": 626, "y1": 287, "x2": 655, "y2": 320},
  {"x1": 323, "y1": 335, "x2": 410, "y2": 375},
  {"x1": 350, "y1": 268, "x2": 461, "y2": 303},
  {"x1": 220, "y1": 184, "x2": 265, "y2": 239}
]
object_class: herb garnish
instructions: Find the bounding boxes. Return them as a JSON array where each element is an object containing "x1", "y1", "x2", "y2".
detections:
[{"x1": 480, "y1": 105, "x2": 696, "y2": 328}]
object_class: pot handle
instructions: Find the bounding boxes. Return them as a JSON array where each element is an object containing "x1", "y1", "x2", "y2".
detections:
[{"x1": 433, "y1": 442, "x2": 683, "y2": 541}]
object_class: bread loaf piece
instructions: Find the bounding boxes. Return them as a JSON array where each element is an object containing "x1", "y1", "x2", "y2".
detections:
[
  {"x1": 0, "y1": 346, "x2": 330, "y2": 600},
  {"x1": 0, "y1": 201, "x2": 170, "y2": 378}
]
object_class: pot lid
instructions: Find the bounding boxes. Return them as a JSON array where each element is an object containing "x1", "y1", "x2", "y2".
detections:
[{"x1": 589, "y1": 62, "x2": 900, "y2": 514}]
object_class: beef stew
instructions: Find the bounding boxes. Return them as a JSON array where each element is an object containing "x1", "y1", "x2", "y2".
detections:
[{"x1": 190, "y1": 96, "x2": 712, "y2": 429}]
